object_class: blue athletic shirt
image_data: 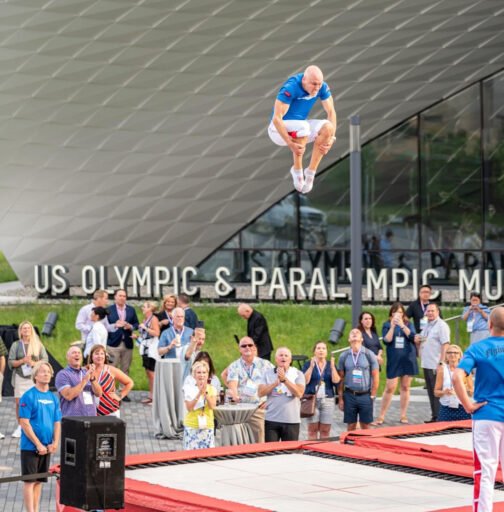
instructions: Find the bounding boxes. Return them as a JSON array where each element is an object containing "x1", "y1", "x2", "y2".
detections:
[
  {"x1": 19, "y1": 386, "x2": 62, "y2": 451},
  {"x1": 270, "y1": 73, "x2": 331, "y2": 121},
  {"x1": 457, "y1": 336, "x2": 504, "y2": 421}
]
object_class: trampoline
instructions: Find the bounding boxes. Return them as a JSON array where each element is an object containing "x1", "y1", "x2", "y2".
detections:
[{"x1": 54, "y1": 421, "x2": 504, "y2": 512}]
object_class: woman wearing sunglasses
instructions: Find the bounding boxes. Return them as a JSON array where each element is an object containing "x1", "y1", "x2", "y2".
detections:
[{"x1": 434, "y1": 344, "x2": 473, "y2": 421}]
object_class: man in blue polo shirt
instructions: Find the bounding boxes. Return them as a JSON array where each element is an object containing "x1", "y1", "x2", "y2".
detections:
[
  {"x1": 453, "y1": 306, "x2": 504, "y2": 512},
  {"x1": 337, "y1": 329, "x2": 379, "y2": 431},
  {"x1": 268, "y1": 64, "x2": 337, "y2": 194},
  {"x1": 19, "y1": 361, "x2": 61, "y2": 512}
]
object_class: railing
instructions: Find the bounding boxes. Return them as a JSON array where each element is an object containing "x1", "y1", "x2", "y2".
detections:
[{"x1": 443, "y1": 303, "x2": 504, "y2": 346}]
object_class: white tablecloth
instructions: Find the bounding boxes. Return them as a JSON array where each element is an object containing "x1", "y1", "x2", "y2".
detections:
[{"x1": 152, "y1": 359, "x2": 184, "y2": 439}]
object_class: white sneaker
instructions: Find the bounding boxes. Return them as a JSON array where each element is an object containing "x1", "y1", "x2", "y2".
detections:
[
  {"x1": 11, "y1": 425, "x2": 22, "y2": 438},
  {"x1": 301, "y1": 169, "x2": 316, "y2": 194},
  {"x1": 290, "y1": 167, "x2": 304, "y2": 192},
  {"x1": 0, "y1": 432, "x2": 5, "y2": 440}
]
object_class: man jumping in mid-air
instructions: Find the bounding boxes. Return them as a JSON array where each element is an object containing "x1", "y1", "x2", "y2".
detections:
[{"x1": 268, "y1": 65, "x2": 337, "y2": 194}]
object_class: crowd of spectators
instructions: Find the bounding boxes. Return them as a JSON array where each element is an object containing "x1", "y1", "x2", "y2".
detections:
[{"x1": 0, "y1": 285, "x2": 492, "y2": 512}]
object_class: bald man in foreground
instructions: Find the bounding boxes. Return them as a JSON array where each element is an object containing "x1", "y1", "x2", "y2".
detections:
[
  {"x1": 268, "y1": 65, "x2": 337, "y2": 194},
  {"x1": 453, "y1": 307, "x2": 504, "y2": 512}
]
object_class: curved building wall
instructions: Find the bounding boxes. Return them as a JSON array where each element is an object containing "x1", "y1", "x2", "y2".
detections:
[{"x1": 0, "y1": 0, "x2": 503, "y2": 284}]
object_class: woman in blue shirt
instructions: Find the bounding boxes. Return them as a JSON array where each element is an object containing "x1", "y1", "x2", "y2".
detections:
[
  {"x1": 357, "y1": 311, "x2": 383, "y2": 366},
  {"x1": 376, "y1": 302, "x2": 417, "y2": 425},
  {"x1": 302, "y1": 341, "x2": 340, "y2": 440},
  {"x1": 462, "y1": 291, "x2": 490, "y2": 345}
]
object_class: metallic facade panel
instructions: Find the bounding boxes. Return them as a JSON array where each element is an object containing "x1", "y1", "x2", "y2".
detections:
[{"x1": 0, "y1": 0, "x2": 503, "y2": 283}]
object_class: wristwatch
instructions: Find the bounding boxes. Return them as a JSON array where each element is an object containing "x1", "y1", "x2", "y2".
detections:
[{"x1": 438, "y1": 362, "x2": 443, "y2": 366}]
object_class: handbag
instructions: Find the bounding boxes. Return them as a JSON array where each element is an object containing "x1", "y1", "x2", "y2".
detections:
[
  {"x1": 300, "y1": 393, "x2": 317, "y2": 418},
  {"x1": 300, "y1": 372, "x2": 322, "y2": 418},
  {"x1": 147, "y1": 336, "x2": 161, "y2": 361}
]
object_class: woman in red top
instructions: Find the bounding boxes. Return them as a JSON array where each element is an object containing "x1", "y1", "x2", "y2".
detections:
[{"x1": 87, "y1": 345, "x2": 134, "y2": 417}]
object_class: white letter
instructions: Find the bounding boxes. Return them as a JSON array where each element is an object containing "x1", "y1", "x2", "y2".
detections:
[
  {"x1": 251, "y1": 267, "x2": 267, "y2": 298},
  {"x1": 308, "y1": 268, "x2": 328, "y2": 300},
  {"x1": 113, "y1": 266, "x2": 130, "y2": 290},
  {"x1": 422, "y1": 269, "x2": 440, "y2": 300},
  {"x1": 366, "y1": 269, "x2": 388, "y2": 300},
  {"x1": 215, "y1": 267, "x2": 234, "y2": 297},
  {"x1": 268, "y1": 267, "x2": 288, "y2": 299},
  {"x1": 391, "y1": 269, "x2": 409, "y2": 301},
  {"x1": 485, "y1": 269, "x2": 503, "y2": 301},
  {"x1": 289, "y1": 267, "x2": 307, "y2": 300},
  {"x1": 182, "y1": 267, "x2": 198, "y2": 296},
  {"x1": 412, "y1": 268, "x2": 418, "y2": 298},
  {"x1": 52, "y1": 265, "x2": 69, "y2": 295},
  {"x1": 458, "y1": 269, "x2": 480, "y2": 301},
  {"x1": 153, "y1": 266, "x2": 170, "y2": 297},
  {"x1": 172, "y1": 267, "x2": 180, "y2": 296},
  {"x1": 131, "y1": 266, "x2": 152, "y2": 297},
  {"x1": 329, "y1": 268, "x2": 348, "y2": 299},
  {"x1": 82, "y1": 265, "x2": 97, "y2": 294},
  {"x1": 34, "y1": 265, "x2": 51, "y2": 294}
]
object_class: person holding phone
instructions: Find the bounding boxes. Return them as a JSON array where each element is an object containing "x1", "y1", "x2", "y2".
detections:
[
  {"x1": 462, "y1": 291, "x2": 490, "y2": 345},
  {"x1": 376, "y1": 303, "x2": 417, "y2": 425}
]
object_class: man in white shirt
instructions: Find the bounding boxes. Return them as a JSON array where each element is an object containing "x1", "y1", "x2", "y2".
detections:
[
  {"x1": 75, "y1": 289, "x2": 115, "y2": 341},
  {"x1": 83, "y1": 307, "x2": 109, "y2": 359},
  {"x1": 418, "y1": 303, "x2": 450, "y2": 422}
]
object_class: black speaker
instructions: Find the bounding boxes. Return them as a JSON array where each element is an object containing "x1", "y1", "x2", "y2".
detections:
[{"x1": 60, "y1": 416, "x2": 126, "y2": 510}]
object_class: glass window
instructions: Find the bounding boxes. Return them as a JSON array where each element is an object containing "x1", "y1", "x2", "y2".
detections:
[
  {"x1": 241, "y1": 250, "x2": 297, "y2": 281},
  {"x1": 300, "y1": 158, "x2": 350, "y2": 249},
  {"x1": 420, "y1": 84, "x2": 482, "y2": 250},
  {"x1": 483, "y1": 71, "x2": 504, "y2": 250},
  {"x1": 241, "y1": 194, "x2": 297, "y2": 249},
  {"x1": 363, "y1": 118, "x2": 419, "y2": 253},
  {"x1": 195, "y1": 250, "x2": 242, "y2": 282}
]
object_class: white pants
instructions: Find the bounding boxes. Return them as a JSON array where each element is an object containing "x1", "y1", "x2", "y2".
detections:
[
  {"x1": 268, "y1": 119, "x2": 330, "y2": 146},
  {"x1": 472, "y1": 419, "x2": 504, "y2": 511}
]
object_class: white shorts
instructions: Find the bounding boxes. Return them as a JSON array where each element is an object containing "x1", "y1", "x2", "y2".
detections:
[{"x1": 268, "y1": 119, "x2": 330, "y2": 146}]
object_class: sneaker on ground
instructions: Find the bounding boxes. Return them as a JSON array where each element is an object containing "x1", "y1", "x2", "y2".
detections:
[
  {"x1": 12, "y1": 425, "x2": 22, "y2": 438},
  {"x1": 0, "y1": 432, "x2": 5, "y2": 440},
  {"x1": 290, "y1": 167, "x2": 304, "y2": 192},
  {"x1": 301, "y1": 169, "x2": 316, "y2": 194}
]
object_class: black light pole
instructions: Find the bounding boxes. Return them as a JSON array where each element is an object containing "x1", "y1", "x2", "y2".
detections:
[{"x1": 350, "y1": 115, "x2": 362, "y2": 328}]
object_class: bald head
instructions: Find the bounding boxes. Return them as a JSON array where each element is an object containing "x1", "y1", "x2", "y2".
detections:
[
  {"x1": 489, "y1": 307, "x2": 504, "y2": 336},
  {"x1": 304, "y1": 65, "x2": 323, "y2": 80},
  {"x1": 237, "y1": 303, "x2": 253, "y2": 319},
  {"x1": 302, "y1": 65, "x2": 324, "y2": 96}
]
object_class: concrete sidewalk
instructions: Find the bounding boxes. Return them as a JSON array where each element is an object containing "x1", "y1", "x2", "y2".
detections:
[{"x1": 0, "y1": 387, "x2": 433, "y2": 511}]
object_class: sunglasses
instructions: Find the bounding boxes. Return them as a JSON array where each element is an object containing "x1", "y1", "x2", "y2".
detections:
[
  {"x1": 446, "y1": 352, "x2": 459, "y2": 355},
  {"x1": 240, "y1": 344, "x2": 254, "y2": 348}
]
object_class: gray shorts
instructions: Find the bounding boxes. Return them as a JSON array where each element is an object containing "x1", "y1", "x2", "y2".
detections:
[{"x1": 306, "y1": 397, "x2": 334, "y2": 424}]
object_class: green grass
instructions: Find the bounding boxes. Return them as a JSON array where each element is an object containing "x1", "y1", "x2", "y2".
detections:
[
  {"x1": 0, "y1": 302, "x2": 470, "y2": 395},
  {"x1": 0, "y1": 251, "x2": 17, "y2": 283}
]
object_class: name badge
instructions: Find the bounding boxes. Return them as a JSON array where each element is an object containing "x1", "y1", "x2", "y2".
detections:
[
  {"x1": 241, "y1": 379, "x2": 257, "y2": 397},
  {"x1": 83, "y1": 391, "x2": 94, "y2": 405},
  {"x1": 21, "y1": 364, "x2": 32, "y2": 377},
  {"x1": 420, "y1": 316, "x2": 427, "y2": 330},
  {"x1": 352, "y1": 369, "x2": 363, "y2": 385},
  {"x1": 316, "y1": 382, "x2": 326, "y2": 399},
  {"x1": 467, "y1": 320, "x2": 474, "y2": 333},
  {"x1": 395, "y1": 336, "x2": 405, "y2": 349},
  {"x1": 198, "y1": 413, "x2": 208, "y2": 429}
]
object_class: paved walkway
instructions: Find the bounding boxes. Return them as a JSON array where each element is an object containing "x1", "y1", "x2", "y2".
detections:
[{"x1": 0, "y1": 387, "x2": 433, "y2": 511}]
